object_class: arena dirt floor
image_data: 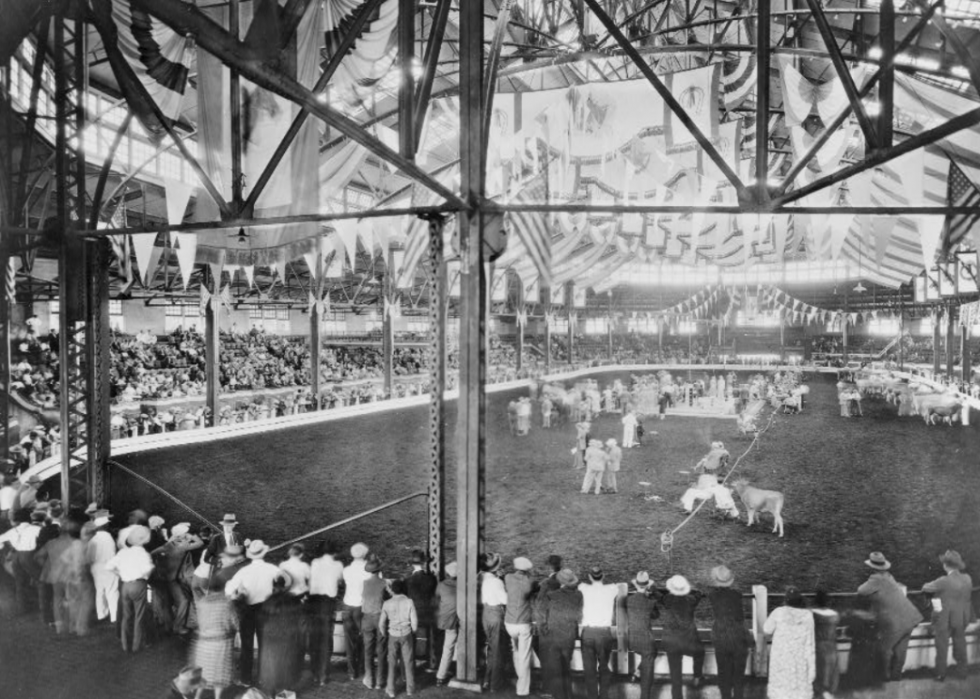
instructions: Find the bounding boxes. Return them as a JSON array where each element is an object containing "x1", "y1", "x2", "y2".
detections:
[{"x1": 112, "y1": 371, "x2": 980, "y2": 614}]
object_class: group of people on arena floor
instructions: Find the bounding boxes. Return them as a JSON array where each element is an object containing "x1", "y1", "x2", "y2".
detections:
[{"x1": 0, "y1": 487, "x2": 974, "y2": 699}]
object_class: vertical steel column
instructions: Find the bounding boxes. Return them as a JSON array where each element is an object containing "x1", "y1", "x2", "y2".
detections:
[
  {"x1": 426, "y1": 216, "x2": 447, "y2": 578},
  {"x1": 879, "y1": 0, "x2": 895, "y2": 149},
  {"x1": 86, "y1": 239, "x2": 111, "y2": 506},
  {"x1": 779, "y1": 319, "x2": 786, "y2": 363},
  {"x1": 946, "y1": 307, "x2": 956, "y2": 376},
  {"x1": 542, "y1": 286, "x2": 552, "y2": 373},
  {"x1": 0, "y1": 246, "x2": 9, "y2": 463},
  {"x1": 932, "y1": 312, "x2": 942, "y2": 376},
  {"x1": 842, "y1": 318, "x2": 849, "y2": 364},
  {"x1": 756, "y1": 0, "x2": 771, "y2": 202},
  {"x1": 566, "y1": 282, "x2": 574, "y2": 365},
  {"x1": 383, "y1": 250, "x2": 395, "y2": 396},
  {"x1": 205, "y1": 271, "x2": 221, "y2": 424},
  {"x1": 960, "y1": 324, "x2": 971, "y2": 383},
  {"x1": 398, "y1": 0, "x2": 415, "y2": 159},
  {"x1": 516, "y1": 316, "x2": 524, "y2": 372},
  {"x1": 898, "y1": 311, "x2": 904, "y2": 370},
  {"x1": 310, "y1": 254, "x2": 322, "y2": 410},
  {"x1": 607, "y1": 294, "x2": 613, "y2": 360},
  {"x1": 453, "y1": 0, "x2": 486, "y2": 688},
  {"x1": 229, "y1": 0, "x2": 243, "y2": 209}
]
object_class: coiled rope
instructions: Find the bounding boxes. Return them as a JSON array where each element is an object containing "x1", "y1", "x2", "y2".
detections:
[
  {"x1": 109, "y1": 459, "x2": 221, "y2": 532},
  {"x1": 659, "y1": 407, "x2": 778, "y2": 569}
]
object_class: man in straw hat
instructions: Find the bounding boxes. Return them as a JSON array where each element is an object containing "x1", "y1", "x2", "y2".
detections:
[
  {"x1": 224, "y1": 539, "x2": 281, "y2": 683},
  {"x1": 581, "y1": 439, "x2": 608, "y2": 495},
  {"x1": 87, "y1": 509, "x2": 118, "y2": 623},
  {"x1": 706, "y1": 565, "x2": 750, "y2": 699},
  {"x1": 922, "y1": 550, "x2": 974, "y2": 681},
  {"x1": 856, "y1": 551, "x2": 923, "y2": 682},
  {"x1": 480, "y1": 553, "x2": 507, "y2": 692},
  {"x1": 105, "y1": 525, "x2": 155, "y2": 652},
  {"x1": 203, "y1": 513, "x2": 245, "y2": 569},
  {"x1": 660, "y1": 574, "x2": 705, "y2": 698},
  {"x1": 538, "y1": 568, "x2": 583, "y2": 699},
  {"x1": 504, "y1": 556, "x2": 537, "y2": 696},
  {"x1": 625, "y1": 571, "x2": 659, "y2": 699},
  {"x1": 342, "y1": 542, "x2": 372, "y2": 680},
  {"x1": 579, "y1": 566, "x2": 620, "y2": 699}
]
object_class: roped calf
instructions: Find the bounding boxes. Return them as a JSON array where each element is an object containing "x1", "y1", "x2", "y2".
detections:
[{"x1": 732, "y1": 479, "x2": 785, "y2": 537}]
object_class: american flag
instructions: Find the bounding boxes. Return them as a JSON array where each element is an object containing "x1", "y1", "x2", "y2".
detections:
[
  {"x1": 946, "y1": 162, "x2": 980, "y2": 252},
  {"x1": 505, "y1": 173, "x2": 552, "y2": 287}
]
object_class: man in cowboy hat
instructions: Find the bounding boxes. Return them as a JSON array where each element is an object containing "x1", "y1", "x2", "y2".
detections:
[
  {"x1": 87, "y1": 509, "x2": 118, "y2": 623},
  {"x1": 922, "y1": 550, "x2": 974, "y2": 681},
  {"x1": 578, "y1": 566, "x2": 621, "y2": 699},
  {"x1": 706, "y1": 566, "x2": 750, "y2": 699},
  {"x1": 505, "y1": 556, "x2": 538, "y2": 697},
  {"x1": 224, "y1": 539, "x2": 282, "y2": 683},
  {"x1": 626, "y1": 571, "x2": 659, "y2": 699},
  {"x1": 581, "y1": 439, "x2": 608, "y2": 495},
  {"x1": 539, "y1": 568, "x2": 583, "y2": 699},
  {"x1": 116, "y1": 509, "x2": 149, "y2": 549},
  {"x1": 857, "y1": 551, "x2": 923, "y2": 682},
  {"x1": 480, "y1": 553, "x2": 508, "y2": 692},
  {"x1": 105, "y1": 525, "x2": 155, "y2": 652}
]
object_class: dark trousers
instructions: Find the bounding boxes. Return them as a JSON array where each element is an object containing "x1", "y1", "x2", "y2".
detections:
[
  {"x1": 119, "y1": 580, "x2": 148, "y2": 652},
  {"x1": 418, "y1": 621, "x2": 438, "y2": 669},
  {"x1": 580, "y1": 627, "x2": 615, "y2": 699},
  {"x1": 387, "y1": 632, "x2": 416, "y2": 694},
  {"x1": 714, "y1": 646, "x2": 748, "y2": 699},
  {"x1": 167, "y1": 578, "x2": 192, "y2": 633},
  {"x1": 239, "y1": 602, "x2": 264, "y2": 683},
  {"x1": 879, "y1": 629, "x2": 912, "y2": 681},
  {"x1": 636, "y1": 649, "x2": 658, "y2": 699},
  {"x1": 38, "y1": 581, "x2": 54, "y2": 624},
  {"x1": 666, "y1": 649, "x2": 704, "y2": 699},
  {"x1": 935, "y1": 622, "x2": 968, "y2": 676},
  {"x1": 544, "y1": 639, "x2": 576, "y2": 699},
  {"x1": 362, "y1": 612, "x2": 388, "y2": 686},
  {"x1": 342, "y1": 604, "x2": 364, "y2": 677},
  {"x1": 482, "y1": 606, "x2": 505, "y2": 690},
  {"x1": 309, "y1": 595, "x2": 337, "y2": 681},
  {"x1": 11, "y1": 552, "x2": 36, "y2": 614}
]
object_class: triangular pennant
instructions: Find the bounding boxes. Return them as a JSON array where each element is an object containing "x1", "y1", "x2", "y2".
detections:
[
  {"x1": 132, "y1": 233, "x2": 159, "y2": 285},
  {"x1": 241, "y1": 265, "x2": 255, "y2": 289},
  {"x1": 208, "y1": 260, "x2": 224, "y2": 290},
  {"x1": 173, "y1": 232, "x2": 198, "y2": 290},
  {"x1": 917, "y1": 215, "x2": 945, "y2": 268},
  {"x1": 873, "y1": 217, "x2": 898, "y2": 266},
  {"x1": 143, "y1": 244, "x2": 165, "y2": 288},
  {"x1": 272, "y1": 259, "x2": 286, "y2": 285},
  {"x1": 357, "y1": 219, "x2": 375, "y2": 260},
  {"x1": 334, "y1": 220, "x2": 360, "y2": 271},
  {"x1": 163, "y1": 178, "x2": 194, "y2": 226},
  {"x1": 828, "y1": 214, "x2": 853, "y2": 260},
  {"x1": 373, "y1": 219, "x2": 392, "y2": 259}
]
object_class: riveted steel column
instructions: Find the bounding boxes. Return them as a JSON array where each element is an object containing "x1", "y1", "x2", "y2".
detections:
[{"x1": 426, "y1": 216, "x2": 447, "y2": 578}]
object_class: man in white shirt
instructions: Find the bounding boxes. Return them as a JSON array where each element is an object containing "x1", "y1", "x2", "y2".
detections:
[
  {"x1": 279, "y1": 543, "x2": 311, "y2": 597},
  {"x1": 105, "y1": 525, "x2": 155, "y2": 652},
  {"x1": 0, "y1": 474, "x2": 17, "y2": 526},
  {"x1": 309, "y1": 540, "x2": 345, "y2": 686},
  {"x1": 342, "y1": 542, "x2": 372, "y2": 680},
  {"x1": 578, "y1": 566, "x2": 621, "y2": 699},
  {"x1": 225, "y1": 539, "x2": 283, "y2": 684},
  {"x1": 86, "y1": 510, "x2": 119, "y2": 622},
  {"x1": 481, "y1": 553, "x2": 508, "y2": 692},
  {"x1": 0, "y1": 508, "x2": 42, "y2": 612}
]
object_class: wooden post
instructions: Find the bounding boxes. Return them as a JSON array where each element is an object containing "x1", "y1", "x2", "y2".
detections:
[
  {"x1": 204, "y1": 270, "x2": 221, "y2": 425},
  {"x1": 933, "y1": 313, "x2": 942, "y2": 376},
  {"x1": 898, "y1": 309, "x2": 905, "y2": 370},
  {"x1": 0, "y1": 244, "x2": 9, "y2": 464},
  {"x1": 451, "y1": 0, "x2": 486, "y2": 689}
]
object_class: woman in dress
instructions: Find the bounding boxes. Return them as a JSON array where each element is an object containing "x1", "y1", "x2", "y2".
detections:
[
  {"x1": 194, "y1": 590, "x2": 239, "y2": 699},
  {"x1": 763, "y1": 586, "x2": 815, "y2": 699},
  {"x1": 811, "y1": 589, "x2": 841, "y2": 699}
]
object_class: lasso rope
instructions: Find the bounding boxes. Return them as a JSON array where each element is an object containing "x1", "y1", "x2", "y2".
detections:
[
  {"x1": 660, "y1": 407, "x2": 779, "y2": 558},
  {"x1": 109, "y1": 459, "x2": 221, "y2": 532}
]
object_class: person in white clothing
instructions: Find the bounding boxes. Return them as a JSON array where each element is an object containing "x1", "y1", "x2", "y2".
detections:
[
  {"x1": 342, "y1": 542, "x2": 372, "y2": 679},
  {"x1": 225, "y1": 539, "x2": 283, "y2": 683},
  {"x1": 622, "y1": 410, "x2": 638, "y2": 448},
  {"x1": 579, "y1": 567, "x2": 621, "y2": 699},
  {"x1": 581, "y1": 440, "x2": 608, "y2": 496},
  {"x1": 681, "y1": 474, "x2": 720, "y2": 512},
  {"x1": 105, "y1": 526, "x2": 155, "y2": 652},
  {"x1": 279, "y1": 543, "x2": 311, "y2": 597},
  {"x1": 603, "y1": 439, "x2": 622, "y2": 494},
  {"x1": 309, "y1": 540, "x2": 345, "y2": 685},
  {"x1": 86, "y1": 509, "x2": 119, "y2": 622}
]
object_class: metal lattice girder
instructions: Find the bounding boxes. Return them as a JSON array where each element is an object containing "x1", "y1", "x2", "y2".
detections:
[{"x1": 425, "y1": 216, "x2": 447, "y2": 580}]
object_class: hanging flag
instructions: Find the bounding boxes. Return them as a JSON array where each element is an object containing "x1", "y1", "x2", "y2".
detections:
[
  {"x1": 917, "y1": 215, "x2": 945, "y2": 268},
  {"x1": 505, "y1": 173, "x2": 552, "y2": 286},
  {"x1": 5, "y1": 256, "x2": 17, "y2": 304},
  {"x1": 663, "y1": 64, "x2": 720, "y2": 148}
]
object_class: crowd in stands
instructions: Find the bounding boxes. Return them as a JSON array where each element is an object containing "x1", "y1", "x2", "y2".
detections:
[{"x1": 0, "y1": 495, "x2": 973, "y2": 699}]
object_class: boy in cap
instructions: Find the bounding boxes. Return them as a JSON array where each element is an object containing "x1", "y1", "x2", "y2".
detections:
[
  {"x1": 434, "y1": 561, "x2": 459, "y2": 685},
  {"x1": 505, "y1": 556, "x2": 538, "y2": 696},
  {"x1": 922, "y1": 550, "x2": 973, "y2": 681}
]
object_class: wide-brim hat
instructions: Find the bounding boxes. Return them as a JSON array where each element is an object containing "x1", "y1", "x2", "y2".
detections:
[
  {"x1": 220, "y1": 513, "x2": 238, "y2": 526},
  {"x1": 711, "y1": 441, "x2": 724, "y2": 449},
  {"x1": 483, "y1": 553, "x2": 501, "y2": 572},
  {"x1": 557, "y1": 568, "x2": 579, "y2": 587},
  {"x1": 27, "y1": 475, "x2": 41, "y2": 485},
  {"x1": 588, "y1": 439, "x2": 601, "y2": 446},
  {"x1": 92, "y1": 509, "x2": 112, "y2": 527},
  {"x1": 171, "y1": 522, "x2": 191, "y2": 537},
  {"x1": 710, "y1": 565, "x2": 734, "y2": 587},
  {"x1": 940, "y1": 550, "x2": 965, "y2": 570},
  {"x1": 410, "y1": 549, "x2": 427, "y2": 565},
  {"x1": 864, "y1": 552, "x2": 891, "y2": 571},
  {"x1": 666, "y1": 575, "x2": 692, "y2": 596},
  {"x1": 148, "y1": 515, "x2": 165, "y2": 529},
  {"x1": 513, "y1": 556, "x2": 533, "y2": 571},
  {"x1": 632, "y1": 571, "x2": 652, "y2": 589},
  {"x1": 127, "y1": 525, "x2": 151, "y2": 547},
  {"x1": 246, "y1": 540, "x2": 270, "y2": 559},
  {"x1": 30, "y1": 510, "x2": 46, "y2": 522}
]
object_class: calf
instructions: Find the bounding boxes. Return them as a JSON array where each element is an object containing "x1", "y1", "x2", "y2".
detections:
[{"x1": 732, "y1": 479, "x2": 785, "y2": 537}]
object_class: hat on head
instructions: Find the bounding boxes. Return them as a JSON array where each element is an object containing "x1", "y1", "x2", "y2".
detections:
[
  {"x1": 605, "y1": 438, "x2": 617, "y2": 446},
  {"x1": 864, "y1": 551, "x2": 891, "y2": 571},
  {"x1": 557, "y1": 568, "x2": 579, "y2": 587},
  {"x1": 710, "y1": 565, "x2": 735, "y2": 588},
  {"x1": 940, "y1": 550, "x2": 965, "y2": 570},
  {"x1": 666, "y1": 575, "x2": 692, "y2": 596},
  {"x1": 92, "y1": 509, "x2": 112, "y2": 527},
  {"x1": 711, "y1": 441, "x2": 724, "y2": 449},
  {"x1": 220, "y1": 513, "x2": 238, "y2": 526},
  {"x1": 410, "y1": 549, "x2": 428, "y2": 565},
  {"x1": 632, "y1": 571, "x2": 652, "y2": 589},
  {"x1": 350, "y1": 542, "x2": 369, "y2": 559},
  {"x1": 246, "y1": 540, "x2": 270, "y2": 559},
  {"x1": 588, "y1": 565, "x2": 604, "y2": 581},
  {"x1": 275, "y1": 570, "x2": 293, "y2": 591},
  {"x1": 589, "y1": 439, "x2": 601, "y2": 446},
  {"x1": 513, "y1": 556, "x2": 533, "y2": 572},
  {"x1": 483, "y1": 553, "x2": 501, "y2": 572},
  {"x1": 84, "y1": 502, "x2": 98, "y2": 516},
  {"x1": 148, "y1": 515, "x2": 165, "y2": 529},
  {"x1": 444, "y1": 561, "x2": 458, "y2": 578},
  {"x1": 365, "y1": 556, "x2": 383, "y2": 574},
  {"x1": 171, "y1": 522, "x2": 191, "y2": 537},
  {"x1": 27, "y1": 475, "x2": 41, "y2": 485},
  {"x1": 30, "y1": 509, "x2": 46, "y2": 522},
  {"x1": 127, "y1": 525, "x2": 151, "y2": 547}
]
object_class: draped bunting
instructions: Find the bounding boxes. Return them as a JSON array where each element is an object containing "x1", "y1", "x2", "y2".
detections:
[
  {"x1": 663, "y1": 64, "x2": 721, "y2": 148},
  {"x1": 779, "y1": 57, "x2": 869, "y2": 128},
  {"x1": 200, "y1": 285, "x2": 232, "y2": 315},
  {"x1": 323, "y1": 0, "x2": 400, "y2": 109}
]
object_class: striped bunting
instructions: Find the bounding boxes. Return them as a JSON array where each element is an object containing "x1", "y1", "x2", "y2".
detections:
[
  {"x1": 395, "y1": 167, "x2": 458, "y2": 288},
  {"x1": 504, "y1": 174, "x2": 552, "y2": 287}
]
